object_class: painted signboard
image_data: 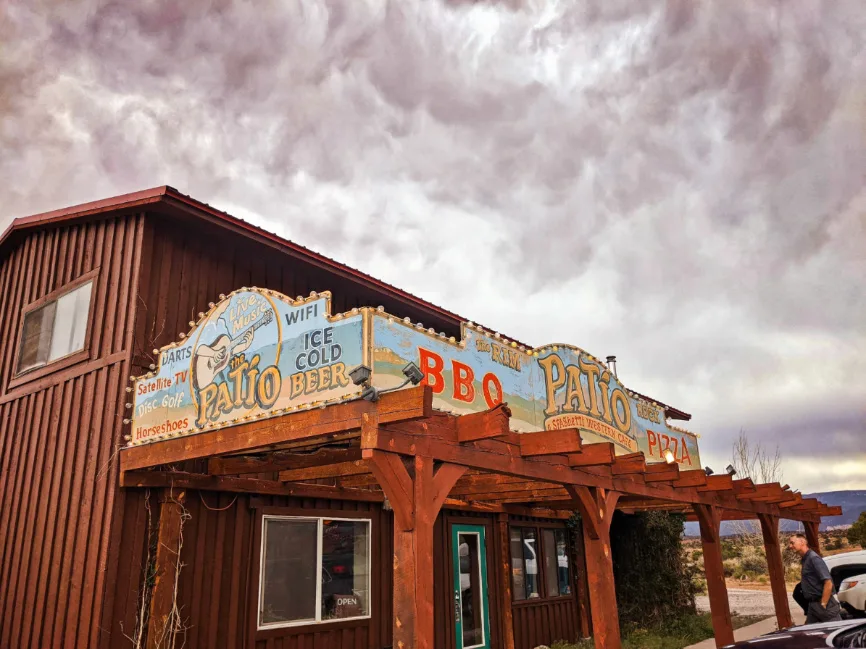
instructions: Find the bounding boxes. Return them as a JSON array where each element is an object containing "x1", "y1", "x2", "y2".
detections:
[
  {"x1": 371, "y1": 316, "x2": 701, "y2": 469},
  {"x1": 130, "y1": 288, "x2": 701, "y2": 470},
  {"x1": 129, "y1": 289, "x2": 363, "y2": 445}
]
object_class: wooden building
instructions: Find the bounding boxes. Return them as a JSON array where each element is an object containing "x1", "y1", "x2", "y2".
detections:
[{"x1": 0, "y1": 187, "x2": 841, "y2": 649}]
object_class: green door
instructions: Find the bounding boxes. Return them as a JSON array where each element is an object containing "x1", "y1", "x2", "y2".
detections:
[{"x1": 451, "y1": 524, "x2": 491, "y2": 649}]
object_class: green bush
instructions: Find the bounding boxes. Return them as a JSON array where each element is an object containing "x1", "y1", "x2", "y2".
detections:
[
  {"x1": 739, "y1": 547, "x2": 768, "y2": 574},
  {"x1": 847, "y1": 512, "x2": 866, "y2": 548},
  {"x1": 606, "y1": 511, "x2": 698, "y2": 630}
]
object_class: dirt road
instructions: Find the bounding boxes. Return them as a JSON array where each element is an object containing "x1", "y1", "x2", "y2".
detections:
[{"x1": 696, "y1": 588, "x2": 800, "y2": 617}]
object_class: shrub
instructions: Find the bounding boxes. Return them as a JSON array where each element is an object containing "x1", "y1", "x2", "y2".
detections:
[
  {"x1": 739, "y1": 547, "x2": 768, "y2": 574},
  {"x1": 847, "y1": 514, "x2": 866, "y2": 548}
]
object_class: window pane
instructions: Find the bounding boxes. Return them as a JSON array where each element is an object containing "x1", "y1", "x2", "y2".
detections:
[
  {"x1": 521, "y1": 529, "x2": 541, "y2": 599},
  {"x1": 260, "y1": 519, "x2": 318, "y2": 626},
  {"x1": 509, "y1": 528, "x2": 526, "y2": 601},
  {"x1": 542, "y1": 530, "x2": 559, "y2": 598},
  {"x1": 49, "y1": 281, "x2": 92, "y2": 361},
  {"x1": 321, "y1": 520, "x2": 370, "y2": 620},
  {"x1": 555, "y1": 529, "x2": 571, "y2": 595},
  {"x1": 18, "y1": 302, "x2": 55, "y2": 372}
]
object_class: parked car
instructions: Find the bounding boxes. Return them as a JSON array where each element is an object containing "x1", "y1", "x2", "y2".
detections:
[
  {"x1": 839, "y1": 573, "x2": 866, "y2": 619},
  {"x1": 826, "y1": 550, "x2": 866, "y2": 619},
  {"x1": 726, "y1": 619, "x2": 866, "y2": 648}
]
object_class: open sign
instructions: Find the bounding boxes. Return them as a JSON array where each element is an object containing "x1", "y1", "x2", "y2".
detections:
[{"x1": 333, "y1": 594, "x2": 362, "y2": 618}]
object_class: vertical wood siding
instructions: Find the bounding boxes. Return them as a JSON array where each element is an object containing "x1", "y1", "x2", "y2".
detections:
[
  {"x1": 133, "y1": 214, "x2": 461, "y2": 365},
  {"x1": 0, "y1": 215, "x2": 144, "y2": 649}
]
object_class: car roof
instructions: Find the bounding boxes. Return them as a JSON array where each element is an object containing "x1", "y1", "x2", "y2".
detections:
[{"x1": 825, "y1": 549, "x2": 866, "y2": 568}]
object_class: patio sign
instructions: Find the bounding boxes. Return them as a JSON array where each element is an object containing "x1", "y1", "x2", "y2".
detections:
[
  {"x1": 129, "y1": 289, "x2": 363, "y2": 444},
  {"x1": 371, "y1": 318, "x2": 700, "y2": 469},
  {"x1": 129, "y1": 288, "x2": 701, "y2": 469}
]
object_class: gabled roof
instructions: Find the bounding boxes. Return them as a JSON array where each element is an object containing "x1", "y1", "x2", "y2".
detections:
[
  {"x1": 1, "y1": 186, "x2": 692, "y2": 420},
  {"x1": 0, "y1": 185, "x2": 479, "y2": 340}
]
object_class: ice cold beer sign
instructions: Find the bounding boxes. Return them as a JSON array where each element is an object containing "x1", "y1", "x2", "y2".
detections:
[{"x1": 129, "y1": 290, "x2": 363, "y2": 444}]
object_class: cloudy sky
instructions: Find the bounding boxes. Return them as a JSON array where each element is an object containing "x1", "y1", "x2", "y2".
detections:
[{"x1": 2, "y1": 0, "x2": 864, "y2": 492}]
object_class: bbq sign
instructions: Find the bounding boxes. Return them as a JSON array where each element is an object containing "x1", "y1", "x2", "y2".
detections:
[
  {"x1": 130, "y1": 290, "x2": 363, "y2": 444},
  {"x1": 371, "y1": 318, "x2": 701, "y2": 468}
]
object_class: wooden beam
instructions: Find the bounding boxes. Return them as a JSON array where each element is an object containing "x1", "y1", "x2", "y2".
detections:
[
  {"x1": 208, "y1": 447, "x2": 362, "y2": 475},
  {"x1": 697, "y1": 474, "x2": 734, "y2": 492},
  {"x1": 518, "y1": 428, "x2": 582, "y2": 457},
  {"x1": 674, "y1": 470, "x2": 708, "y2": 488},
  {"x1": 145, "y1": 490, "x2": 187, "y2": 649},
  {"x1": 804, "y1": 521, "x2": 821, "y2": 555},
  {"x1": 731, "y1": 478, "x2": 756, "y2": 495},
  {"x1": 644, "y1": 462, "x2": 680, "y2": 483},
  {"x1": 278, "y1": 459, "x2": 369, "y2": 482},
  {"x1": 693, "y1": 503, "x2": 734, "y2": 648},
  {"x1": 120, "y1": 385, "x2": 432, "y2": 472},
  {"x1": 456, "y1": 403, "x2": 512, "y2": 442},
  {"x1": 568, "y1": 486, "x2": 622, "y2": 649},
  {"x1": 759, "y1": 514, "x2": 793, "y2": 630},
  {"x1": 121, "y1": 469, "x2": 384, "y2": 502},
  {"x1": 369, "y1": 452, "x2": 465, "y2": 649},
  {"x1": 497, "y1": 513, "x2": 516, "y2": 649},
  {"x1": 567, "y1": 442, "x2": 616, "y2": 467},
  {"x1": 361, "y1": 425, "x2": 822, "y2": 521},
  {"x1": 611, "y1": 452, "x2": 646, "y2": 475}
]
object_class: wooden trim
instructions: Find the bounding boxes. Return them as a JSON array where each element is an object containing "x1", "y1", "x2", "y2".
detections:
[
  {"x1": 120, "y1": 385, "x2": 432, "y2": 472},
  {"x1": 120, "y1": 470, "x2": 385, "y2": 502},
  {"x1": 0, "y1": 350, "x2": 127, "y2": 405},
  {"x1": 9, "y1": 267, "x2": 100, "y2": 388},
  {"x1": 257, "y1": 506, "x2": 376, "y2": 520}
]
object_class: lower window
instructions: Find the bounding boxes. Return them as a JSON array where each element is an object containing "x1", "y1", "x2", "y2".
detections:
[
  {"x1": 510, "y1": 526, "x2": 571, "y2": 601},
  {"x1": 259, "y1": 516, "x2": 371, "y2": 629}
]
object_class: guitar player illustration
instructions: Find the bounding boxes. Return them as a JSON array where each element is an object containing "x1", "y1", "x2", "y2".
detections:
[{"x1": 192, "y1": 310, "x2": 273, "y2": 391}]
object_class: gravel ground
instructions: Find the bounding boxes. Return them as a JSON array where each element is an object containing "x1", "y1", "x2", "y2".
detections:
[{"x1": 696, "y1": 588, "x2": 800, "y2": 617}]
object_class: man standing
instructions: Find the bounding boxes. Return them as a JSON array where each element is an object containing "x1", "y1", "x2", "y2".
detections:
[{"x1": 788, "y1": 533, "x2": 842, "y2": 624}]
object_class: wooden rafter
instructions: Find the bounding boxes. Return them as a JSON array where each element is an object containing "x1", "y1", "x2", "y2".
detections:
[
  {"x1": 119, "y1": 385, "x2": 431, "y2": 472},
  {"x1": 208, "y1": 446, "x2": 362, "y2": 475}
]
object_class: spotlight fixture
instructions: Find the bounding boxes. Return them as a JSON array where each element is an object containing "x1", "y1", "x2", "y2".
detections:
[
  {"x1": 663, "y1": 449, "x2": 676, "y2": 465},
  {"x1": 704, "y1": 466, "x2": 714, "y2": 476},
  {"x1": 401, "y1": 362, "x2": 424, "y2": 385},
  {"x1": 349, "y1": 365, "x2": 373, "y2": 386},
  {"x1": 725, "y1": 464, "x2": 737, "y2": 477},
  {"x1": 349, "y1": 361, "x2": 426, "y2": 404}
]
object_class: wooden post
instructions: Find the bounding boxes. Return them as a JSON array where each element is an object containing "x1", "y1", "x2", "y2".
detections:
[
  {"x1": 804, "y1": 521, "x2": 821, "y2": 555},
  {"x1": 758, "y1": 514, "x2": 793, "y2": 629},
  {"x1": 693, "y1": 504, "x2": 734, "y2": 648},
  {"x1": 567, "y1": 486, "x2": 621, "y2": 649},
  {"x1": 367, "y1": 450, "x2": 466, "y2": 649},
  {"x1": 571, "y1": 517, "x2": 592, "y2": 639},
  {"x1": 497, "y1": 514, "x2": 516, "y2": 649},
  {"x1": 145, "y1": 489, "x2": 187, "y2": 649}
]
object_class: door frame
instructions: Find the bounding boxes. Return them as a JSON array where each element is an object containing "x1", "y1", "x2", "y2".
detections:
[{"x1": 451, "y1": 523, "x2": 492, "y2": 649}]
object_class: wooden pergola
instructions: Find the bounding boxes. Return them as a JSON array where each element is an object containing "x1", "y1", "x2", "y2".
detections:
[{"x1": 120, "y1": 386, "x2": 841, "y2": 649}]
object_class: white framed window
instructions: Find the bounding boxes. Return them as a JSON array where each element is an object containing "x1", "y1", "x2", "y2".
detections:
[
  {"x1": 16, "y1": 279, "x2": 94, "y2": 374},
  {"x1": 258, "y1": 515, "x2": 372, "y2": 630}
]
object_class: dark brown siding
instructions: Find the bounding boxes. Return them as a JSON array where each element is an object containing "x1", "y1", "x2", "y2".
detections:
[
  {"x1": 133, "y1": 213, "x2": 462, "y2": 367},
  {"x1": 103, "y1": 491, "x2": 395, "y2": 649},
  {"x1": 0, "y1": 215, "x2": 144, "y2": 649}
]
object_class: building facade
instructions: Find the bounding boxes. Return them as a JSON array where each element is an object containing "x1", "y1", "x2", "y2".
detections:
[{"x1": 0, "y1": 187, "x2": 837, "y2": 649}]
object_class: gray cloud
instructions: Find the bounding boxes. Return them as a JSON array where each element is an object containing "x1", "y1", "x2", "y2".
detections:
[{"x1": 2, "y1": 0, "x2": 864, "y2": 491}]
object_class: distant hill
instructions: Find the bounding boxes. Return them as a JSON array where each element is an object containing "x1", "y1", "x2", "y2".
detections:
[{"x1": 683, "y1": 490, "x2": 866, "y2": 537}]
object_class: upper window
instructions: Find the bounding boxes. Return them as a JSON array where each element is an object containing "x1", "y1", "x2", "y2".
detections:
[
  {"x1": 258, "y1": 516, "x2": 371, "y2": 629},
  {"x1": 510, "y1": 526, "x2": 571, "y2": 601},
  {"x1": 17, "y1": 280, "x2": 94, "y2": 374}
]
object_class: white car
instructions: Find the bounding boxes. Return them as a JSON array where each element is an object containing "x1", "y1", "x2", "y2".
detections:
[
  {"x1": 825, "y1": 550, "x2": 866, "y2": 618},
  {"x1": 839, "y1": 573, "x2": 866, "y2": 617}
]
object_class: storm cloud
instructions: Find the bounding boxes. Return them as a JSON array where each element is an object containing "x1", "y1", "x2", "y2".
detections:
[{"x1": 2, "y1": 0, "x2": 864, "y2": 491}]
